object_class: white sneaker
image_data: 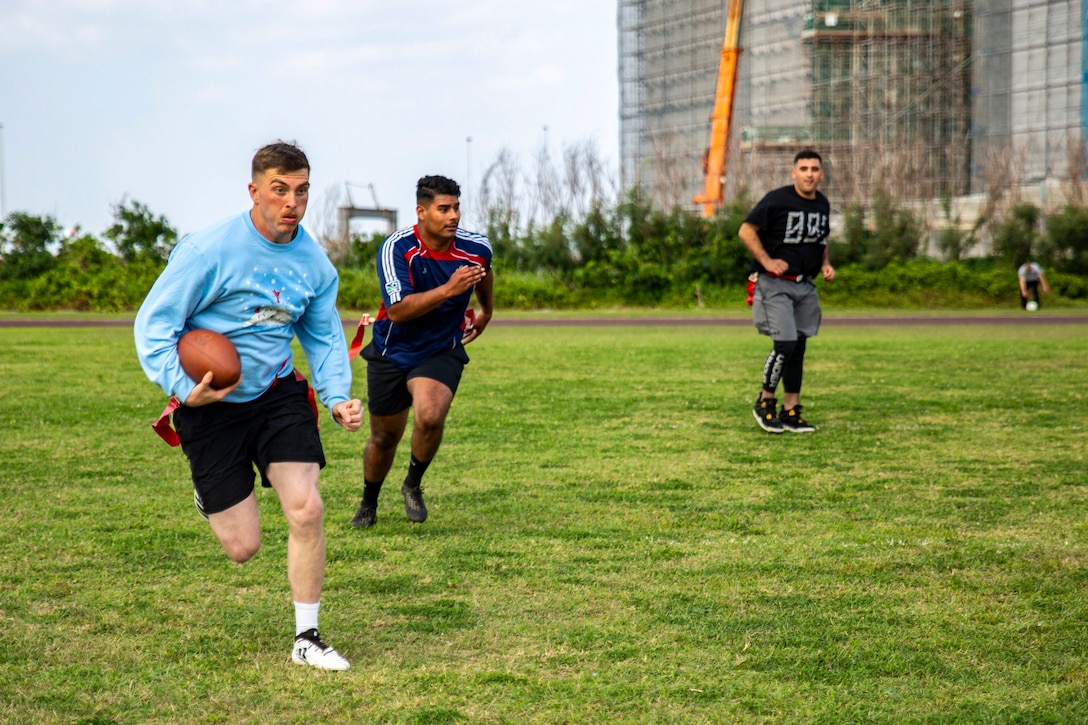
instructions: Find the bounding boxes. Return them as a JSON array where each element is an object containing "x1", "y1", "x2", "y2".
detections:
[{"x1": 292, "y1": 628, "x2": 350, "y2": 671}]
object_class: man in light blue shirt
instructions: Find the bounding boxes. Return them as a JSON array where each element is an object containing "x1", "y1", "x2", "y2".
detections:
[{"x1": 134, "y1": 141, "x2": 361, "y2": 670}]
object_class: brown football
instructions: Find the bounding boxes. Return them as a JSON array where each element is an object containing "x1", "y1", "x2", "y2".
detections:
[{"x1": 177, "y1": 329, "x2": 242, "y2": 389}]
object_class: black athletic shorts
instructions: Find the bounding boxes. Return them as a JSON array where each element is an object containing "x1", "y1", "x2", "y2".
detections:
[
  {"x1": 363, "y1": 344, "x2": 469, "y2": 416},
  {"x1": 172, "y1": 373, "x2": 325, "y2": 515}
]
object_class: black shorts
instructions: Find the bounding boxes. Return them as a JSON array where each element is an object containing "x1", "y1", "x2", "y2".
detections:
[
  {"x1": 172, "y1": 374, "x2": 325, "y2": 515},
  {"x1": 363, "y1": 344, "x2": 469, "y2": 416}
]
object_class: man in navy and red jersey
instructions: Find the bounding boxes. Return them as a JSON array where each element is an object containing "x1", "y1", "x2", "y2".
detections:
[
  {"x1": 740, "y1": 149, "x2": 835, "y2": 434},
  {"x1": 350, "y1": 175, "x2": 493, "y2": 528}
]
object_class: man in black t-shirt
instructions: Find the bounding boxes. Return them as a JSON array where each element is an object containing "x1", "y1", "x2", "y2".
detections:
[{"x1": 739, "y1": 150, "x2": 835, "y2": 433}]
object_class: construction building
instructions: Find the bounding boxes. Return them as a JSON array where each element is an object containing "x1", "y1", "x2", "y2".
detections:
[{"x1": 619, "y1": 0, "x2": 1085, "y2": 214}]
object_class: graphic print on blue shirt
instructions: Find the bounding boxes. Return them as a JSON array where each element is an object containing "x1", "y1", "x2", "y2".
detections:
[{"x1": 237, "y1": 265, "x2": 314, "y2": 329}]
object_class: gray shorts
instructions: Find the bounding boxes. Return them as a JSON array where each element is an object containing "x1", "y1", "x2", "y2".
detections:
[{"x1": 752, "y1": 275, "x2": 822, "y2": 341}]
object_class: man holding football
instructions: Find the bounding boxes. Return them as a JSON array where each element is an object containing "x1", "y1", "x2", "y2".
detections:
[
  {"x1": 134, "y1": 141, "x2": 362, "y2": 670},
  {"x1": 350, "y1": 175, "x2": 493, "y2": 529},
  {"x1": 740, "y1": 149, "x2": 835, "y2": 434}
]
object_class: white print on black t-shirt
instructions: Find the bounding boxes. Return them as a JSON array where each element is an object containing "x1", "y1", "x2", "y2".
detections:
[{"x1": 784, "y1": 211, "x2": 829, "y2": 244}]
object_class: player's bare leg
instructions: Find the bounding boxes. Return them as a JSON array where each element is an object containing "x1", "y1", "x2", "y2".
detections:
[
  {"x1": 267, "y1": 462, "x2": 349, "y2": 670},
  {"x1": 267, "y1": 462, "x2": 325, "y2": 604},
  {"x1": 399, "y1": 378, "x2": 455, "y2": 523},
  {"x1": 405, "y1": 377, "x2": 454, "y2": 462},
  {"x1": 351, "y1": 411, "x2": 408, "y2": 528},
  {"x1": 207, "y1": 493, "x2": 262, "y2": 563},
  {"x1": 363, "y1": 410, "x2": 409, "y2": 483}
]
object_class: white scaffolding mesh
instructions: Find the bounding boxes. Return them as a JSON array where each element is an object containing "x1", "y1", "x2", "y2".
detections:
[{"x1": 618, "y1": 0, "x2": 1084, "y2": 208}]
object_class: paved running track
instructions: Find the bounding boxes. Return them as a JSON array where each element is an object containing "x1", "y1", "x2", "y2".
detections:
[{"x1": 1, "y1": 314, "x2": 1085, "y2": 328}]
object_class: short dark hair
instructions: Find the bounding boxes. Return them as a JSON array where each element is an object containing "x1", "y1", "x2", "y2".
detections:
[
  {"x1": 794, "y1": 149, "x2": 822, "y2": 165},
  {"x1": 416, "y1": 175, "x2": 461, "y2": 204},
  {"x1": 252, "y1": 141, "x2": 309, "y2": 178}
]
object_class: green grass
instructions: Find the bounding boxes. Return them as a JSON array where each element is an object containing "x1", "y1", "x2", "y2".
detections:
[{"x1": 1, "y1": 320, "x2": 1086, "y2": 724}]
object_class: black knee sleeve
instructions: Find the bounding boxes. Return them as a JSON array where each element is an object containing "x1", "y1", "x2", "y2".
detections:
[
  {"x1": 762, "y1": 339, "x2": 798, "y2": 393},
  {"x1": 783, "y1": 336, "x2": 807, "y2": 394}
]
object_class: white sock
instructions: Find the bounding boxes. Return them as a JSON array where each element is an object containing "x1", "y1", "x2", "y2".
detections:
[{"x1": 294, "y1": 601, "x2": 320, "y2": 636}]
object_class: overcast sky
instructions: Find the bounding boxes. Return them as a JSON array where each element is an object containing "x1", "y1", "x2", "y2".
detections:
[{"x1": 0, "y1": 0, "x2": 619, "y2": 241}]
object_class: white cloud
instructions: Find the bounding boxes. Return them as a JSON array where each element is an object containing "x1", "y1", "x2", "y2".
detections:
[{"x1": 0, "y1": 1, "x2": 619, "y2": 236}]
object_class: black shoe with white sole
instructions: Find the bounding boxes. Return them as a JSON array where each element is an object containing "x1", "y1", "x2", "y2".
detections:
[
  {"x1": 752, "y1": 396, "x2": 784, "y2": 433},
  {"x1": 779, "y1": 405, "x2": 816, "y2": 433}
]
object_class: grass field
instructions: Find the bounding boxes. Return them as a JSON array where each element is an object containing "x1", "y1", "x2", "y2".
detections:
[{"x1": 1, "y1": 320, "x2": 1086, "y2": 724}]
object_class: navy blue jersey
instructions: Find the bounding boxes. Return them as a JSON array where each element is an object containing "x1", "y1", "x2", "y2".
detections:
[
  {"x1": 745, "y1": 185, "x2": 830, "y2": 278},
  {"x1": 370, "y1": 225, "x2": 492, "y2": 369}
]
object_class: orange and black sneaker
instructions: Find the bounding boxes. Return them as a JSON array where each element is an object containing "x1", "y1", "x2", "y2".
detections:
[
  {"x1": 752, "y1": 396, "x2": 784, "y2": 433},
  {"x1": 779, "y1": 405, "x2": 816, "y2": 433}
]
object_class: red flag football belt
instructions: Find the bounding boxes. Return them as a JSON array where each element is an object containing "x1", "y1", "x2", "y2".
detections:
[
  {"x1": 348, "y1": 308, "x2": 477, "y2": 361},
  {"x1": 152, "y1": 370, "x2": 318, "y2": 446},
  {"x1": 348, "y1": 313, "x2": 374, "y2": 360}
]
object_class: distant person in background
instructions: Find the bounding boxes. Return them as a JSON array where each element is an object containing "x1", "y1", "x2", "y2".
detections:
[
  {"x1": 739, "y1": 149, "x2": 834, "y2": 434},
  {"x1": 1018, "y1": 261, "x2": 1049, "y2": 310}
]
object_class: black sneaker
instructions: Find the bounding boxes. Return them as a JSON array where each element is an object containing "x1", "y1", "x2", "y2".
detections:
[
  {"x1": 753, "y1": 396, "x2": 784, "y2": 433},
  {"x1": 779, "y1": 405, "x2": 816, "y2": 433},
  {"x1": 402, "y1": 483, "x2": 428, "y2": 523},
  {"x1": 349, "y1": 500, "x2": 377, "y2": 529}
]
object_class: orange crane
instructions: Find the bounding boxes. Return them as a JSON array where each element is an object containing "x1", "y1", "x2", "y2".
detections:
[{"x1": 693, "y1": 0, "x2": 745, "y2": 217}]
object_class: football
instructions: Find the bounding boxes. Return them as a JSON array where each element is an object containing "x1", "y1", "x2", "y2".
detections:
[
  {"x1": 1026, "y1": 301, "x2": 1039, "y2": 312},
  {"x1": 177, "y1": 329, "x2": 242, "y2": 389}
]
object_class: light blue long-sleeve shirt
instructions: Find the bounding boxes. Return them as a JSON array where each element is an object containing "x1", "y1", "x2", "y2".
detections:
[{"x1": 134, "y1": 211, "x2": 352, "y2": 413}]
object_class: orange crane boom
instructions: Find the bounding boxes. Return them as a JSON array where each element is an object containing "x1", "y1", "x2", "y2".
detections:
[{"x1": 693, "y1": 0, "x2": 744, "y2": 217}]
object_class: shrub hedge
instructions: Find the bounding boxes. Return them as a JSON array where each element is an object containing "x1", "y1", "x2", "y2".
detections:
[
  {"x1": 3, "y1": 254, "x2": 1085, "y2": 313},
  {"x1": 3, "y1": 197, "x2": 1087, "y2": 312}
]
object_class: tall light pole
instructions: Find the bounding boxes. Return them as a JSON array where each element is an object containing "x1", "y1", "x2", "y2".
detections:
[
  {"x1": 0, "y1": 123, "x2": 5, "y2": 220},
  {"x1": 465, "y1": 136, "x2": 473, "y2": 225}
]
